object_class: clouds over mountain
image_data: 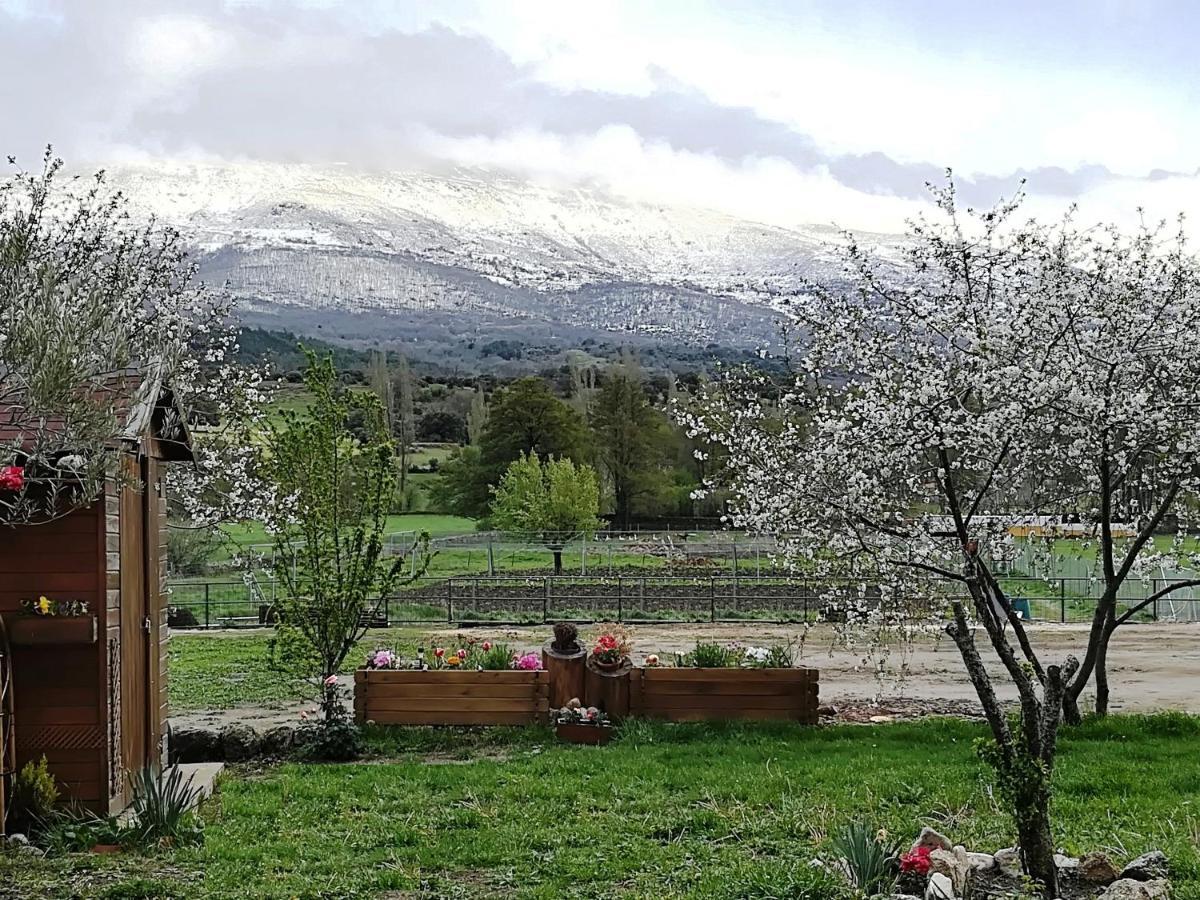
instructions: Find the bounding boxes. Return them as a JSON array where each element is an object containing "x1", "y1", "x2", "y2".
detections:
[{"x1": 2, "y1": 0, "x2": 1197, "y2": 232}]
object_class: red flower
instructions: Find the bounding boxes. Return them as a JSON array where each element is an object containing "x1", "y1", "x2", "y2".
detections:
[
  {"x1": 899, "y1": 846, "x2": 932, "y2": 875},
  {"x1": 0, "y1": 466, "x2": 24, "y2": 491},
  {"x1": 482, "y1": 641, "x2": 492, "y2": 651}
]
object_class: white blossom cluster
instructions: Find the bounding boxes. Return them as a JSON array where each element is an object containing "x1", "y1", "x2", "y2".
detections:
[
  {"x1": 0, "y1": 152, "x2": 270, "y2": 525},
  {"x1": 682, "y1": 182, "x2": 1200, "y2": 670}
]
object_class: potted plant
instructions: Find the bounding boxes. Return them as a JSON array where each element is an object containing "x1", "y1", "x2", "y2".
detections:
[
  {"x1": 554, "y1": 699, "x2": 612, "y2": 745},
  {"x1": 8, "y1": 596, "x2": 96, "y2": 645},
  {"x1": 589, "y1": 623, "x2": 632, "y2": 671}
]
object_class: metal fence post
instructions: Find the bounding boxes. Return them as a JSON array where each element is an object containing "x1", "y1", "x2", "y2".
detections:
[
  {"x1": 543, "y1": 577, "x2": 550, "y2": 624},
  {"x1": 204, "y1": 583, "x2": 211, "y2": 629},
  {"x1": 1060, "y1": 579, "x2": 1066, "y2": 623},
  {"x1": 617, "y1": 577, "x2": 623, "y2": 622},
  {"x1": 447, "y1": 579, "x2": 453, "y2": 624},
  {"x1": 710, "y1": 576, "x2": 716, "y2": 622}
]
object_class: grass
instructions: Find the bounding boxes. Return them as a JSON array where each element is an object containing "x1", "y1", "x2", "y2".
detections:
[
  {"x1": 169, "y1": 628, "x2": 427, "y2": 710},
  {"x1": 5, "y1": 715, "x2": 1200, "y2": 898}
]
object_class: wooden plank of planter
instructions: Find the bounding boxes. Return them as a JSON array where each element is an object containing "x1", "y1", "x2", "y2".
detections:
[
  {"x1": 366, "y1": 698, "x2": 542, "y2": 713},
  {"x1": 358, "y1": 710, "x2": 541, "y2": 726},
  {"x1": 640, "y1": 694, "x2": 804, "y2": 711},
  {"x1": 639, "y1": 680, "x2": 805, "y2": 695},
  {"x1": 365, "y1": 683, "x2": 544, "y2": 699},
  {"x1": 362, "y1": 671, "x2": 542, "y2": 683}
]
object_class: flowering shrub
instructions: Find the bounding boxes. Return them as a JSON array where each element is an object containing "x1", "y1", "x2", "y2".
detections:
[
  {"x1": 512, "y1": 651, "x2": 542, "y2": 671},
  {"x1": 590, "y1": 623, "x2": 632, "y2": 665},
  {"x1": 0, "y1": 466, "x2": 24, "y2": 491},
  {"x1": 899, "y1": 845, "x2": 932, "y2": 875},
  {"x1": 22, "y1": 595, "x2": 88, "y2": 617}
]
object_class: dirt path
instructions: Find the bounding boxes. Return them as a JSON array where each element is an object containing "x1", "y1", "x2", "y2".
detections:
[{"x1": 170, "y1": 621, "x2": 1200, "y2": 731}]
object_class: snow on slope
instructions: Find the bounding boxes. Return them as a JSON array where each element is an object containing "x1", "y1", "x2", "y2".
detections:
[{"x1": 101, "y1": 161, "x2": 884, "y2": 345}]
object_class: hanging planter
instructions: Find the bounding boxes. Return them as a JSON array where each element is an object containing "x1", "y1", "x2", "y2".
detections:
[
  {"x1": 9, "y1": 597, "x2": 97, "y2": 646},
  {"x1": 9, "y1": 615, "x2": 97, "y2": 646}
]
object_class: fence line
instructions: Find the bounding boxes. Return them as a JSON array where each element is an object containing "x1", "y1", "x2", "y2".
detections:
[{"x1": 164, "y1": 574, "x2": 1200, "y2": 629}]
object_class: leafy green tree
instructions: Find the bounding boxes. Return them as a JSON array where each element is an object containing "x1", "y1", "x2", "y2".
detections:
[
  {"x1": 427, "y1": 444, "x2": 490, "y2": 518},
  {"x1": 490, "y1": 452, "x2": 602, "y2": 574},
  {"x1": 590, "y1": 359, "x2": 675, "y2": 525},
  {"x1": 480, "y1": 377, "x2": 589, "y2": 480},
  {"x1": 259, "y1": 350, "x2": 427, "y2": 723}
]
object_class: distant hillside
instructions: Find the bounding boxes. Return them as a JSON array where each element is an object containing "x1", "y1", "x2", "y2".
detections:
[{"x1": 95, "y1": 161, "x2": 901, "y2": 367}]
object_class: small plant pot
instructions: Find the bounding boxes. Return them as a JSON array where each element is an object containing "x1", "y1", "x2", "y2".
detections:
[
  {"x1": 591, "y1": 657, "x2": 625, "y2": 672},
  {"x1": 8, "y1": 615, "x2": 97, "y2": 646},
  {"x1": 90, "y1": 843, "x2": 122, "y2": 855},
  {"x1": 556, "y1": 722, "x2": 613, "y2": 745}
]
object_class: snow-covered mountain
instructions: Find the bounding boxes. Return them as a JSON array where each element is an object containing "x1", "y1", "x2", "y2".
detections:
[{"x1": 103, "y1": 161, "x2": 880, "y2": 351}]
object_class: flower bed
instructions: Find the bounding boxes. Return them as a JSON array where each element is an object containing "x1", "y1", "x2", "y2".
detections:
[
  {"x1": 630, "y1": 667, "x2": 819, "y2": 723},
  {"x1": 354, "y1": 669, "x2": 550, "y2": 726}
]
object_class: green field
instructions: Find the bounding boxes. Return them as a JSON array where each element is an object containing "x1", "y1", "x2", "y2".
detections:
[
  {"x1": 5, "y1": 715, "x2": 1199, "y2": 898},
  {"x1": 212, "y1": 514, "x2": 477, "y2": 559}
]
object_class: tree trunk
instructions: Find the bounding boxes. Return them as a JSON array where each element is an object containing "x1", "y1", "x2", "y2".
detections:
[
  {"x1": 1094, "y1": 618, "x2": 1116, "y2": 717},
  {"x1": 1016, "y1": 790, "x2": 1060, "y2": 899}
]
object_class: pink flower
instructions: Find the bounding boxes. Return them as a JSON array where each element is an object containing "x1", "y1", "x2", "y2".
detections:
[
  {"x1": 482, "y1": 641, "x2": 492, "y2": 651},
  {"x1": 513, "y1": 652, "x2": 542, "y2": 671},
  {"x1": 434, "y1": 647, "x2": 445, "y2": 658},
  {"x1": 457, "y1": 648, "x2": 467, "y2": 659}
]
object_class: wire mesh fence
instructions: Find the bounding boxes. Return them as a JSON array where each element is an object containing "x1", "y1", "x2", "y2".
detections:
[{"x1": 164, "y1": 573, "x2": 1200, "y2": 629}]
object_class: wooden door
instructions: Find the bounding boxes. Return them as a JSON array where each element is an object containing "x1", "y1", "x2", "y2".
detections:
[{"x1": 119, "y1": 457, "x2": 149, "y2": 787}]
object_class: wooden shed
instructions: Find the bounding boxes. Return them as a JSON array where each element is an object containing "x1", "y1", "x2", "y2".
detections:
[{"x1": 0, "y1": 372, "x2": 193, "y2": 826}]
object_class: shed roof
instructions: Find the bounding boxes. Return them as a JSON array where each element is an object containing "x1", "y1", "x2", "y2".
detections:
[{"x1": 0, "y1": 366, "x2": 195, "y2": 463}]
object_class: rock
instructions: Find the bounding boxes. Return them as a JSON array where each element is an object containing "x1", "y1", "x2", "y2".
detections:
[
  {"x1": 5, "y1": 833, "x2": 29, "y2": 847},
  {"x1": 1099, "y1": 878, "x2": 1171, "y2": 899},
  {"x1": 994, "y1": 847, "x2": 1022, "y2": 878},
  {"x1": 1121, "y1": 851, "x2": 1169, "y2": 881},
  {"x1": 1079, "y1": 852, "x2": 1121, "y2": 885},
  {"x1": 966, "y1": 851, "x2": 995, "y2": 872},
  {"x1": 912, "y1": 827, "x2": 953, "y2": 852},
  {"x1": 930, "y1": 846, "x2": 970, "y2": 895},
  {"x1": 817, "y1": 704, "x2": 838, "y2": 717},
  {"x1": 925, "y1": 872, "x2": 954, "y2": 899},
  {"x1": 1055, "y1": 852, "x2": 1080, "y2": 870},
  {"x1": 220, "y1": 723, "x2": 261, "y2": 762},
  {"x1": 171, "y1": 726, "x2": 222, "y2": 763},
  {"x1": 259, "y1": 725, "x2": 295, "y2": 757}
]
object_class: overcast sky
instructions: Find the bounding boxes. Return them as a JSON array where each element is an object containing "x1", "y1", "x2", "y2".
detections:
[{"x1": 2, "y1": 0, "x2": 1199, "y2": 231}]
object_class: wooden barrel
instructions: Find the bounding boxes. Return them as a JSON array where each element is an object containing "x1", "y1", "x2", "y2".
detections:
[
  {"x1": 585, "y1": 657, "x2": 632, "y2": 720},
  {"x1": 542, "y1": 643, "x2": 587, "y2": 710}
]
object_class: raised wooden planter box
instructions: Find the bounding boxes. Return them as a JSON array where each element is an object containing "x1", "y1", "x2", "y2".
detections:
[
  {"x1": 354, "y1": 669, "x2": 550, "y2": 726},
  {"x1": 7, "y1": 615, "x2": 98, "y2": 646},
  {"x1": 555, "y1": 721, "x2": 613, "y2": 745},
  {"x1": 631, "y1": 667, "x2": 819, "y2": 723}
]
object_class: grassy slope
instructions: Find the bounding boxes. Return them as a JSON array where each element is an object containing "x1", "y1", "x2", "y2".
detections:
[{"x1": 5, "y1": 716, "x2": 1199, "y2": 899}]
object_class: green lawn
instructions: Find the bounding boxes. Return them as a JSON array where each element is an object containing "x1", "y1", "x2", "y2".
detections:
[
  {"x1": 4, "y1": 715, "x2": 1199, "y2": 898},
  {"x1": 169, "y1": 628, "x2": 428, "y2": 710},
  {"x1": 210, "y1": 514, "x2": 477, "y2": 561}
]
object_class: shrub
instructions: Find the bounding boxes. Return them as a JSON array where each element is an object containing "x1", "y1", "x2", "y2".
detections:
[
  {"x1": 9, "y1": 755, "x2": 59, "y2": 835},
  {"x1": 41, "y1": 809, "x2": 126, "y2": 853},
  {"x1": 829, "y1": 823, "x2": 898, "y2": 897},
  {"x1": 294, "y1": 719, "x2": 364, "y2": 762},
  {"x1": 551, "y1": 621, "x2": 581, "y2": 654},
  {"x1": 128, "y1": 765, "x2": 204, "y2": 848},
  {"x1": 167, "y1": 606, "x2": 199, "y2": 628}
]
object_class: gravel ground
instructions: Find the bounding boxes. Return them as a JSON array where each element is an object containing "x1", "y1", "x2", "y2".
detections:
[{"x1": 170, "y1": 621, "x2": 1200, "y2": 732}]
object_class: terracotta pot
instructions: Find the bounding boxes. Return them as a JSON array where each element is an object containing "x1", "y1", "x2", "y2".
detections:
[
  {"x1": 591, "y1": 657, "x2": 624, "y2": 672},
  {"x1": 555, "y1": 721, "x2": 613, "y2": 745}
]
